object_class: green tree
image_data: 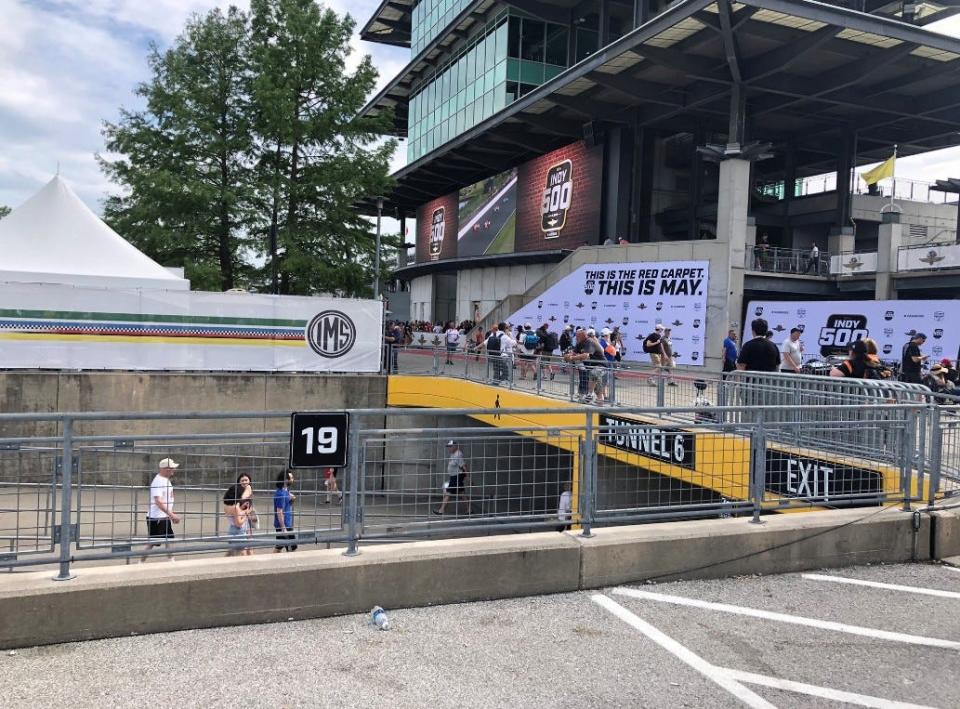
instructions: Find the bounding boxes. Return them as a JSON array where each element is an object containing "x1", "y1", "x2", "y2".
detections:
[
  {"x1": 0, "y1": 205, "x2": 10, "y2": 220},
  {"x1": 249, "y1": 0, "x2": 395, "y2": 296},
  {"x1": 100, "y1": 7, "x2": 254, "y2": 291}
]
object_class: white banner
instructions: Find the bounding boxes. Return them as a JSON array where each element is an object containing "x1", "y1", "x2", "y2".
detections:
[
  {"x1": 0, "y1": 283, "x2": 383, "y2": 372},
  {"x1": 505, "y1": 261, "x2": 709, "y2": 366},
  {"x1": 898, "y1": 243, "x2": 960, "y2": 272},
  {"x1": 746, "y1": 299, "x2": 960, "y2": 363},
  {"x1": 830, "y1": 252, "x2": 878, "y2": 276}
]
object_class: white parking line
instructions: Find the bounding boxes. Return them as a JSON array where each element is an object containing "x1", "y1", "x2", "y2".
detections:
[
  {"x1": 802, "y1": 573, "x2": 960, "y2": 599},
  {"x1": 611, "y1": 587, "x2": 960, "y2": 650},
  {"x1": 943, "y1": 565, "x2": 960, "y2": 574},
  {"x1": 591, "y1": 594, "x2": 776, "y2": 709},
  {"x1": 722, "y1": 668, "x2": 935, "y2": 709}
]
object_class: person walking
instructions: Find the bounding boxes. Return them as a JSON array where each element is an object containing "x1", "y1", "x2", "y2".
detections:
[
  {"x1": 661, "y1": 327, "x2": 677, "y2": 386},
  {"x1": 642, "y1": 324, "x2": 668, "y2": 386},
  {"x1": 557, "y1": 482, "x2": 572, "y2": 532},
  {"x1": 518, "y1": 323, "x2": 539, "y2": 380},
  {"x1": 141, "y1": 458, "x2": 180, "y2": 562},
  {"x1": 485, "y1": 323, "x2": 506, "y2": 382},
  {"x1": 564, "y1": 328, "x2": 604, "y2": 402},
  {"x1": 722, "y1": 329, "x2": 739, "y2": 372},
  {"x1": 323, "y1": 467, "x2": 342, "y2": 504},
  {"x1": 434, "y1": 440, "x2": 469, "y2": 515},
  {"x1": 780, "y1": 327, "x2": 804, "y2": 373},
  {"x1": 444, "y1": 320, "x2": 460, "y2": 365},
  {"x1": 736, "y1": 318, "x2": 781, "y2": 372},
  {"x1": 223, "y1": 474, "x2": 254, "y2": 557},
  {"x1": 273, "y1": 470, "x2": 298, "y2": 553},
  {"x1": 900, "y1": 332, "x2": 928, "y2": 384},
  {"x1": 537, "y1": 323, "x2": 559, "y2": 380},
  {"x1": 803, "y1": 243, "x2": 820, "y2": 275}
]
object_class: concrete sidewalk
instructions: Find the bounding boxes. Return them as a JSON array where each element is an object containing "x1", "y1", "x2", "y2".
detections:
[{"x1": 1, "y1": 505, "x2": 957, "y2": 649}]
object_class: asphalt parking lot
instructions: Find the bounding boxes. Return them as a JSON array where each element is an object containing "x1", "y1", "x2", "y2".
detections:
[{"x1": 4, "y1": 562, "x2": 959, "y2": 708}]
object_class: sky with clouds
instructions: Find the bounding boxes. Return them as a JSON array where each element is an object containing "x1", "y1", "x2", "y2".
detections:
[{"x1": 2, "y1": 1, "x2": 960, "y2": 215}]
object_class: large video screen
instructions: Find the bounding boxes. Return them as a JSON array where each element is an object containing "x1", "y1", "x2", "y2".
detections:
[
  {"x1": 457, "y1": 168, "x2": 518, "y2": 257},
  {"x1": 415, "y1": 140, "x2": 604, "y2": 264}
]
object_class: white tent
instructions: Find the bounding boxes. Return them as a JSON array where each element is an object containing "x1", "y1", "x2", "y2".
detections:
[{"x1": 0, "y1": 176, "x2": 190, "y2": 290}]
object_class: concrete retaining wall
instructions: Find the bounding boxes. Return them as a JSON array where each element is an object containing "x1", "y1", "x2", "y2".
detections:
[
  {"x1": 0, "y1": 506, "x2": 938, "y2": 650},
  {"x1": 0, "y1": 371, "x2": 387, "y2": 438}
]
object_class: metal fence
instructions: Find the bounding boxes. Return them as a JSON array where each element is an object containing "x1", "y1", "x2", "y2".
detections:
[
  {"x1": 0, "y1": 399, "x2": 954, "y2": 580},
  {"x1": 745, "y1": 246, "x2": 829, "y2": 276}
]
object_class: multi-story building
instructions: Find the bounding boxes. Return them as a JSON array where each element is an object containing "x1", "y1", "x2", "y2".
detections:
[{"x1": 360, "y1": 0, "x2": 960, "y2": 368}]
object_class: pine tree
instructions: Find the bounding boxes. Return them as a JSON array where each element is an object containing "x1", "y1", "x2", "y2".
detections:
[
  {"x1": 100, "y1": 7, "x2": 254, "y2": 291},
  {"x1": 248, "y1": 0, "x2": 395, "y2": 296},
  {"x1": 0, "y1": 206, "x2": 10, "y2": 220}
]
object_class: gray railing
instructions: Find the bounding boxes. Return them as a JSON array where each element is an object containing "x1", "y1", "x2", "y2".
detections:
[
  {"x1": 0, "y1": 400, "x2": 948, "y2": 579},
  {"x1": 746, "y1": 246, "x2": 829, "y2": 276}
]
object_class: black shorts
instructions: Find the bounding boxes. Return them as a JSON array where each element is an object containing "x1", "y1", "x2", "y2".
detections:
[
  {"x1": 519, "y1": 353, "x2": 535, "y2": 361},
  {"x1": 446, "y1": 473, "x2": 467, "y2": 493},
  {"x1": 147, "y1": 518, "x2": 174, "y2": 539},
  {"x1": 275, "y1": 529, "x2": 298, "y2": 551}
]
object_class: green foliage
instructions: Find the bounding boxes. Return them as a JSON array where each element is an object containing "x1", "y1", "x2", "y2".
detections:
[
  {"x1": 0, "y1": 205, "x2": 10, "y2": 220},
  {"x1": 100, "y1": 0, "x2": 395, "y2": 295}
]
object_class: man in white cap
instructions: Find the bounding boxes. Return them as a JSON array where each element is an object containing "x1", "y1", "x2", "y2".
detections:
[
  {"x1": 434, "y1": 440, "x2": 469, "y2": 515},
  {"x1": 141, "y1": 457, "x2": 181, "y2": 562}
]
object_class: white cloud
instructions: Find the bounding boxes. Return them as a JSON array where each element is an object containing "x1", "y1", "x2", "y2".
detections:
[
  {"x1": 0, "y1": 0, "x2": 407, "y2": 213},
  {"x1": 1, "y1": 3, "x2": 956, "y2": 221}
]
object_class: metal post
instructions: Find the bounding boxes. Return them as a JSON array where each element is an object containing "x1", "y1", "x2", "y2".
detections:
[
  {"x1": 580, "y1": 413, "x2": 595, "y2": 538},
  {"x1": 901, "y1": 406, "x2": 936, "y2": 512},
  {"x1": 901, "y1": 408, "x2": 918, "y2": 511},
  {"x1": 343, "y1": 423, "x2": 362, "y2": 556},
  {"x1": 373, "y1": 197, "x2": 383, "y2": 300},
  {"x1": 608, "y1": 361, "x2": 617, "y2": 405},
  {"x1": 53, "y1": 417, "x2": 76, "y2": 581},
  {"x1": 926, "y1": 406, "x2": 941, "y2": 508},
  {"x1": 568, "y1": 362, "x2": 575, "y2": 401},
  {"x1": 750, "y1": 413, "x2": 766, "y2": 524},
  {"x1": 536, "y1": 356, "x2": 543, "y2": 395},
  {"x1": 656, "y1": 370, "x2": 665, "y2": 411}
]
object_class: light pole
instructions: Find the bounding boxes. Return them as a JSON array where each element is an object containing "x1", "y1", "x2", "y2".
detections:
[{"x1": 373, "y1": 196, "x2": 383, "y2": 299}]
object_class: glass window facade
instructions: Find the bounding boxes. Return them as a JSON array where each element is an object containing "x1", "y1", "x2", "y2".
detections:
[
  {"x1": 407, "y1": 12, "x2": 569, "y2": 163},
  {"x1": 411, "y1": 0, "x2": 473, "y2": 56}
]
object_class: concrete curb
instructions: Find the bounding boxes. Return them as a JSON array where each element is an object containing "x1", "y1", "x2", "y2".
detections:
[
  {"x1": 0, "y1": 507, "x2": 934, "y2": 649},
  {"x1": 930, "y1": 507, "x2": 960, "y2": 560},
  {"x1": 576, "y1": 506, "x2": 927, "y2": 588}
]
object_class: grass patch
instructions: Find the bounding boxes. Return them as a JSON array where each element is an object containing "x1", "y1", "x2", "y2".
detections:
[{"x1": 485, "y1": 211, "x2": 516, "y2": 255}]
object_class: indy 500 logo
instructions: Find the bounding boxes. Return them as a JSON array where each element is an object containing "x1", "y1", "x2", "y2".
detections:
[
  {"x1": 429, "y1": 207, "x2": 444, "y2": 260},
  {"x1": 818, "y1": 313, "x2": 868, "y2": 357},
  {"x1": 540, "y1": 159, "x2": 573, "y2": 238}
]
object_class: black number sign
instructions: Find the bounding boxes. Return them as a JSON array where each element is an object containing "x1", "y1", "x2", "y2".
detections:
[{"x1": 289, "y1": 412, "x2": 349, "y2": 468}]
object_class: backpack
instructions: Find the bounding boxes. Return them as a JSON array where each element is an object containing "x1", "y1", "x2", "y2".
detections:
[
  {"x1": 485, "y1": 332, "x2": 502, "y2": 353},
  {"x1": 523, "y1": 332, "x2": 539, "y2": 349},
  {"x1": 542, "y1": 332, "x2": 558, "y2": 352}
]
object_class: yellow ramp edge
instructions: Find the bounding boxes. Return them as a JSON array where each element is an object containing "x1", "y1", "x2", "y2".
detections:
[{"x1": 387, "y1": 375, "x2": 927, "y2": 507}]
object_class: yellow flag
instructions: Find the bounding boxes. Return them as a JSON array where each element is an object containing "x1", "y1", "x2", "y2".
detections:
[{"x1": 862, "y1": 155, "x2": 895, "y2": 185}]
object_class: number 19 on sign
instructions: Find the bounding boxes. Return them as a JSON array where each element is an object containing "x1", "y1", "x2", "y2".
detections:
[{"x1": 289, "y1": 412, "x2": 349, "y2": 468}]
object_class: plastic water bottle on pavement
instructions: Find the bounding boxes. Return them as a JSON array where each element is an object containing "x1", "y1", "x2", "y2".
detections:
[{"x1": 371, "y1": 606, "x2": 390, "y2": 630}]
